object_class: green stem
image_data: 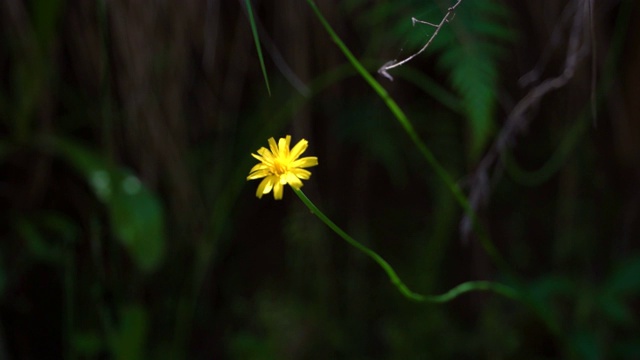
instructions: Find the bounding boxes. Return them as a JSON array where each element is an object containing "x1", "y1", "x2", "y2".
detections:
[
  {"x1": 245, "y1": 0, "x2": 271, "y2": 96},
  {"x1": 294, "y1": 189, "x2": 520, "y2": 303},
  {"x1": 502, "y1": 117, "x2": 588, "y2": 187},
  {"x1": 304, "y1": 0, "x2": 512, "y2": 275}
]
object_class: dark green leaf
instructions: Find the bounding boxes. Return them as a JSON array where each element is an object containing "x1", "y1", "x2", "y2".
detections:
[
  {"x1": 53, "y1": 138, "x2": 165, "y2": 273},
  {"x1": 110, "y1": 304, "x2": 148, "y2": 360}
]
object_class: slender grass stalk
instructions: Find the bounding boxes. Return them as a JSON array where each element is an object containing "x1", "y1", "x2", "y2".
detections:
[
  {"x1": 294, "y1": 189, "x2": 520, "y2": 303},
  {"x1": 244, "y1": 0, "x2": 271, "y2": 96},
  {"x1": 304, "y1": 0, "x2": 512, "y2": 275}
]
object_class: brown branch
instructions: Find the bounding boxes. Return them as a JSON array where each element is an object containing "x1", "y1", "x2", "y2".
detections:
[
  {"x1": 378, "y1": 0, "x2": 463, "y2": 81},
  {"x1": 460, "y1": 0, "x2": 592, "y2": 241}
]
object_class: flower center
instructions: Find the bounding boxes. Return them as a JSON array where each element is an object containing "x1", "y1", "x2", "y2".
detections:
[{"x1": 273, "y1": 159, "x2": 288, "y2": 175}]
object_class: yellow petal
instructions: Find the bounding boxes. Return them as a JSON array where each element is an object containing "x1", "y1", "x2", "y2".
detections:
[
  {"x1": 291, "y1": 156, "x2": 318, "y2": 169},
  {"x1": 289, "y1": 139, "x2": 308, "y2": 160},
  {"x1": 265, "y1": 176, "x2": 277, "y2": 192},
  {"x1": 268, "y1": 137, "x2": 278, "y2": 157},
  {"x1": 273, "y1": 182, "x2": 283, "y2": 200},
  {"x1": 289, "y1": 168, "x2": 311, "y2": 180},
  {"x1": 254, "y1": 148, "x2": 275, "y2": 165},
  {"x1": 255, "y1": 177, "x2": 272, "y2": 198},
  {"x1": 251, "y1": 153, "x2": 264, "y2": 162},
  {"x1": 278, "y1": 135, "x2": 291, "y2": 158},
  {"x1": 247, "y1": 136, "x2": 318, "y2": 200},
  {"x1": 247, "y1": 169, "x2": 270, "y2": 180},
  {"x1": 249, "y1": 162, "x2": 268, "y2": 173},
  {"x1": 257, "y1": 147, "x2": 270, "y2": 155},
  {"x1": 286, "y1": 172, "x2": 303, "y2": 189}
]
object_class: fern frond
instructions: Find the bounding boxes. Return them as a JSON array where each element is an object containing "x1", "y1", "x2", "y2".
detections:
[
  {"x1": 434, "y1": 0, "x2": 516, "y2": 160},
  {"x1": 379, "y1": 1, "x2": 515, "y2": 160}
]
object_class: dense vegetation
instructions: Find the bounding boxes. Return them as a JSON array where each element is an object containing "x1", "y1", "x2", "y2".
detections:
[{"x1": 1, "y1": 0, "x2": 639, "y2": 358}]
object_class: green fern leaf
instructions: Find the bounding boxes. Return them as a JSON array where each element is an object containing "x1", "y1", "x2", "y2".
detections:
[
  {"x1": 434, "y1": 0, "x2": 516, "y2": 160},
  {"x1": 381, "y1": 1, "x2": 515, "y2": 160}
]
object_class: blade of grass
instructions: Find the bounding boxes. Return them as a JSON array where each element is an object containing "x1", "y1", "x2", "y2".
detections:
[{"x1": 244, "y1": 0, "x2": 271, "y2": 96}]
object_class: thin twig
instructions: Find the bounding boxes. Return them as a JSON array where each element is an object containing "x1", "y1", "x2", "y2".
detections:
[
  {"x1": 518, "y1": 2, "x2": 578, "y2": 87},
  {"x1": 461, "y1": 0, "x2": 592, "y2": 241},
  {"x1": 378, "y1": 0, "x2": 463, "y2": 81}
]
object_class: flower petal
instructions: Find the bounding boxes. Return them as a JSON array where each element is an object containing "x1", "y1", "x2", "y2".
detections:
[
  {"x1": 278, "y1": 135, "x2": 291, "y2": 158},
  {"x1": 251, "y1": 153, "x2": 264, "y2": 162},
  {"x1": 289, "y1": 168, "x2": 311, "y2": 180},
  {"x1": 289, "y1": 139, "x2": 308, "y2": 160},
  {"x1": 268, "y1": 137, "x2": 278, "y2": 157},
  {"x1": 254, "y1": 148, "x2": 275, "y2": 166},
  {"x1": 291, "y1": 156, "x2": 318, "y2": 169},
  {"x1": 286, "y1": 172, "x2": 303, "y2": 189},
  {"x1": 255, "y1": 177, "x2": 273, "y2": 198},
  {"x1": 256, "y1": 147, "x2": 270, "y2": 156},
  {"x1": 247, "y1": 169, "x2": 270, "y2": 180},
  {"x1": 249, "y1": 162, "x2": 268, "y2": 173},
  {"x1": 273, "y1": 182, "x2": 284, "y2": 200},
  {"x1": 247, "y1": 136, "x2": 318, "y2": 200}
]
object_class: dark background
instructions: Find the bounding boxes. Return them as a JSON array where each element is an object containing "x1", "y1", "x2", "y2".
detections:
[{"x1": 1, "y1": 0, "x2": 639, "y2": 358}]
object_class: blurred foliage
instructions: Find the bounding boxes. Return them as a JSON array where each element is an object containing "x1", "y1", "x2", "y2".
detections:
[
  {"x1": 1, "y1": 0, "x2": 639, "y2": 359},
  {"x1": 432, "y1": 0, "x2": 516, "y2": 160},
  {"x1": 54, "y1": 138, "x2": 166, "y2": 272}
]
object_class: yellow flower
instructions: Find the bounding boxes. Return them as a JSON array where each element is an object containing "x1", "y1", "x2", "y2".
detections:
[{"x1": 247, "y1": 135, "x2": 318, "y2": 200}]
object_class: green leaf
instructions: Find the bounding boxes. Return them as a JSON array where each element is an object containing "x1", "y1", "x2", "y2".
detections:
[
  {"x1": 525, "y1": 275, "x2": 574, "y2": 333},
  {"x1": 72, "y1": 331, "x2": 104, "y2": 357},
  {"x1": 598, "y1": 254, "x2": 640, "y2": 325},
  {"x1": 569, "y1": 331, "x2": 602, "y2": 360},
  {"x1": 432, "y1": 0, "x2": 516, "y2": 160},
  {"x1": 110, "y1": 304, "x2": 148, "y2": 360},
  {"x1": 605, "y1": 254, "x2": 640, "y2": 295},
  {"x1": 53, "y1": 138, "x2": 165, "y2": 273},
  {"x1": 598, "y1": 292, "x2": 635, "y2": 325},
  {"x1": 16, "y1": 218, "x2": 65, "y2": 264}
]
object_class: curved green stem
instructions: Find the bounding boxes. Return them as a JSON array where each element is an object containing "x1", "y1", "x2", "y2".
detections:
[
  {"x1": 501, "y1": 85, "x2": 589, "y2": 187},
  {"x1": 294, "y1": 189, "x2": 521, "y2": 303},
  {"x1": 304, "y1": 0, "x2": 513, "y2": 276}
]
